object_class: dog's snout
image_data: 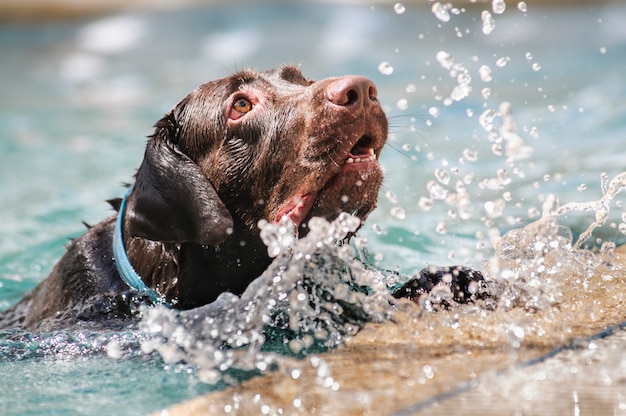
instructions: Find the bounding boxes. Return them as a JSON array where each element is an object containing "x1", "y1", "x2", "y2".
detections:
[{"x1": 326, "y1": 76, "x2": 378, "y2": 112}]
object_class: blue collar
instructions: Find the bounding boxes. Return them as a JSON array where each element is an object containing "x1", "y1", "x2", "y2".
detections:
[{"x1": 113, "y1": 185, "x2": 167, "y2": 305}]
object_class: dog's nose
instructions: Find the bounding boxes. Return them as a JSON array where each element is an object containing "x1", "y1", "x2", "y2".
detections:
[{"x1": 326, "y1": 76, "x2": 378, "y2": 113}]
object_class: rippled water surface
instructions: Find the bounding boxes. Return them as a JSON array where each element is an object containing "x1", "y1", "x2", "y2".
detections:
[{"x1": 1, "y1": 1, "x2": 626, "y2": 415}]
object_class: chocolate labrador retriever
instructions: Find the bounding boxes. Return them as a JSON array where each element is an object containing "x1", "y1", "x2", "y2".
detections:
[{"x1": 0, "y1": 66, "x2": 485, "y2": 331}]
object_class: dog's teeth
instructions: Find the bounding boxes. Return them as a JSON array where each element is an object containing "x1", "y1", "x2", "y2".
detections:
[{"x1": 346, "y1": 150, "x2": 376, "y2": 165}]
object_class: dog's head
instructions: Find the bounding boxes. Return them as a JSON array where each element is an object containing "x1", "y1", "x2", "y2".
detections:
[{"x1": 125, "y1": 66, "x2": 388, "y2": 248}]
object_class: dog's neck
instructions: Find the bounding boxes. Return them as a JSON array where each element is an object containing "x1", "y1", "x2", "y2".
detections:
[
  {"x1": 176, "y1": 229, "x2": 271, "y2": 309},
  {"x1": 123, "y1": 223, "x2": 271, "y2": 309},
  {"x1": 113, "y1": 186, "x2": 167, "y2": 304}
]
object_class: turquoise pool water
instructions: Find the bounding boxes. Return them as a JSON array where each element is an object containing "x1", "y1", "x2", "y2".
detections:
[{"x1": 1, "y1": 1, "x2": 625, "y2": 414}]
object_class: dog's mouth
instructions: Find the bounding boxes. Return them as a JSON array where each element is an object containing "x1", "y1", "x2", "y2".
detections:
[
  {"x1": 274, "y1": 134, "x2": 383, "y2": 228},
  {"x1": 347, "y1": 136, "x2": 377, "y2": 164}
]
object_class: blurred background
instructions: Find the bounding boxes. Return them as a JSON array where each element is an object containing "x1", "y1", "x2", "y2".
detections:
[
  {"x1": 1, "y1": 0, "x2": 625, "y2": 307},
  {"x1": 1, "y1": 1, "x2": 625, "y2": 415}
]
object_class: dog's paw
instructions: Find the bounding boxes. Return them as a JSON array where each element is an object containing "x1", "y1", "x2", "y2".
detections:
[{"x1": 391, "y1": 265, "x2": 490, "y2": 307}]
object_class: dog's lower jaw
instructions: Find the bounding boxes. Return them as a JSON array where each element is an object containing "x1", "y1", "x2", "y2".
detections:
[{"x1": 274, "y1": 191, "x2": 317, "y2": 226}]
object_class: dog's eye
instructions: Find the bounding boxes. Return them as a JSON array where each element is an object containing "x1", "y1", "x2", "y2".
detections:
[{"x1": 233, "y1": 98, "x2": 253, "y2": 114}]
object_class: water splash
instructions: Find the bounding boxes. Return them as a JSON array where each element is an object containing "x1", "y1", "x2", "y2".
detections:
[
  {"x1": 435, "y1": 51, "x2": 473, "y2": 103},
  {"x1": 499, "y1": 102, "x2": 534, "y2": 164},
  {"x1": 484, "y1": 172, "x2": 626, "y2": 312},
  {"x1": 139, "y1": 214, "x2": 396, "y2": 384},
  {"x1": 0, "y1": 328, "x2": 148, "y2": 361},
  {"x1": 421, "y1": 102, "x2": 533, "y2": 231},
  {"x1": 554, "y1": 172, "x2": 626, "y2": 249},
  {"x1": 2, "y1": 215, "x2": 407, "y2": 386},
  {"x1": 484, "y1": 216, "x2": 571, "y2": 310}
]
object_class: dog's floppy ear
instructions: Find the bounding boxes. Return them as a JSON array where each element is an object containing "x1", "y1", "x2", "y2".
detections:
[{"x1": 124, "y1": 133, "x2": 233, "y2": 246}]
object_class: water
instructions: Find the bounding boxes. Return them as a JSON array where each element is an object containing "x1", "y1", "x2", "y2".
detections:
[
  {"x1": 139, "y1": 214, "x2": 394, "y2": 385},
  {"x1": 1, "y1": 1, "x2": 626, "y2": 414}
]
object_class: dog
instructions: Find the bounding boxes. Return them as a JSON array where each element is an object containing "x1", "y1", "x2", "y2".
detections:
[{"x1": 0, "y1": 66, "x2": 485, "y2": 331}]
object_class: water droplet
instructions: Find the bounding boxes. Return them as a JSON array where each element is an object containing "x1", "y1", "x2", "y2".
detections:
[
  {"x1": 600, "y1": 46, "x2": 607, "y2": 55},
  {"x1": 517, "y1": 1, "x2": 528, "y2": 12},
  {"x1": 106, "y1": 340, "x2": 122, "y2": 359},
  {"x1": 440, "y1": 63, "x2": 472, "y2": 103},
  {"x1": 396, "y1": 98, "x2": 408, "y2": 110},
  {"x1": 429, "y1": 106, "x2": 440, "y2": 117},
  {"x1": 479, "y1": 108, "x2": 497, "y2": 131},
  {"x1": 385, "y1": 190, "x2": 399, "y2": 203},
  {"x1": 497, "y1": 169, "x2": 511, "y2": 185},
  {"x1": 491, "y1": 143, "x2": 503, "y2": 156},
  {"x1": 481, "y1": 87, "x2": 492, "y2": 99},
  {"x1": 466, "y1": 108, "x2": 474, "y2": 117},
  {"x1": 378, "y1": 61, "x2": 394, "y2": 75},
  {"x1": 527, "y1": 207, "x2": 539, "y2": 218},
  {"x1": 484, "y1": 199, "x2": 505, "y2": 218},
  {"x1": 418, "y1": 197, "x2": 433, "y2": 211},
  {"x1": 432, "y1": 2, "x2": 451, "y2": 22},
  {"x1": 435, "y1": 50, "x2": 454, "y2": 70},
  {"x1": 427, "y1": 181, "x2": 448, "y2": 200},
  {"x1": 478, "y1": 65, "x2": 492, "y2": 82},
  {"x1": 525, "y1": 52, "x2": 533, "y2": 61},
  {"x1": 512, "y1": 325, "x2": 525, "y2": 339},
  {"x1": 481, "y1": 10, "x2": 495, "y2": 34},
  {"x1": 463, "y1": 148, "x2": 478, "y2": 161},
  {"x1": 577, "y1": 183, "x2": 587, "y2": 192},
  {"x1": 496, "y1": 56, "x2": 510, "y2": 67},
  {"x1": 531, "y1": 62, "x2": 541, "y2": 71},
  {"x1": 435, "y1": 168, "x2": 451, "y2": 185},
  {"x1": 394, "y1": 2, "x2": 406, "y2": 14},
  {"x1": 390, "y1": 206, "x2": 406, "y2": 220},
  {"x1": 529, "y1": 126, "x2": 539, "y2": 138},
  {"x1": 435, "y1": 222, "x2": 449, "y2": 234},
  {"x1": 492, "y1": 0, "x2": 506, "y2": 14},
  {"x1": 371, "y1": 223, "x2": 384, "y2": 235}
]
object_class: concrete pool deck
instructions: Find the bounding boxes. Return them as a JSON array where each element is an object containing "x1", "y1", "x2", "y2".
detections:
[{"x1": 159, "y1": 246, "x2": 626, "y2": 415}]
